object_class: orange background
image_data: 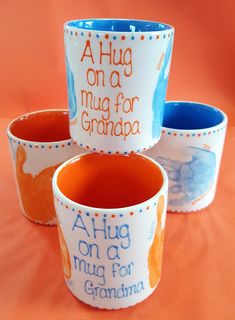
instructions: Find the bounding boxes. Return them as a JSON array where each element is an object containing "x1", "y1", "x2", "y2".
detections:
[{"x1": 0, "y1": 0, "x2": 235, "y2": 319}]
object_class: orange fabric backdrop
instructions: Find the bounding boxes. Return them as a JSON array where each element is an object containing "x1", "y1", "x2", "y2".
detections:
[{"x1": 0, "y1": 0, "x2": 235, "y2": 319}]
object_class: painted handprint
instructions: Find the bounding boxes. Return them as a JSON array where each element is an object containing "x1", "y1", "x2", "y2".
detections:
[
  {"x1": 16, "y1": 145, "x2": 60, "y2": 223},
  {"x1": 66, "y1": 56, "x2": 77, "y2": 119},
  {"x1": 152, "y1": 34, "x2": 173, "y2": 138},
  {"x1": 156, "y1": 147, "x2": 216, "y2": 206},
  {"x1": 148, "y1": 195, "x2": 165, "y2": 288},
  {"x1": 58, "y1": 223, "x2": 71, "y2": 279}
]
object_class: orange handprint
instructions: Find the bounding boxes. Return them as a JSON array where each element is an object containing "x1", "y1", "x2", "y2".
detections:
[
  {"x1": 148, "y1": 195, "x2": 165, "y2": 288},
  {"x1": 57, "y1": 223, "x2": 71, "y2": 279},
  {"x1": 16, "y1": 145, "x2": 60, "y2": 224}
]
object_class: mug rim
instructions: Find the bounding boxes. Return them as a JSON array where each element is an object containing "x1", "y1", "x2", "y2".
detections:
[
  {"x1": 52, "y1": 153, "x2": 168, "y2": 213},
  {"x1": 64, "y1": 18, "x2": 174, "y2": 33},
  {"x1": 7, "y1": 108, "x2": 74, "y2": 145},
  {"x1": 162, "y1": 100, "x2": 228, "y2": 132}
]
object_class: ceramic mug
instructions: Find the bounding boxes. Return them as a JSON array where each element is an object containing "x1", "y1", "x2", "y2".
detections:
[
  {"x1": 7, "y1": 109, "x2": 84, "y2": 225},
  {"x1": 145, "y1": 101, "x2": 227, "y2": 212},
  {"x1": 52, "y1": 153, "x2": 168, "y2": 309},
  {"x1": 64, "y1": 19, "x2": 174, "y2": 154}
]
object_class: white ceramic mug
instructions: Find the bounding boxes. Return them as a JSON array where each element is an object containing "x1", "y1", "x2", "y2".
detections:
[
  {"x1": 53, "y1": 153, "x2": 168, "y2": 309},
  {"x1": 145, "y1": 101, "x2": 227, "y2": 212},
  {"x1": 64, "y1": 19, "x2": 174, "y2": 154},
  {"x1": 7, "y1": 109, "x2": 85, "y2": 225}
]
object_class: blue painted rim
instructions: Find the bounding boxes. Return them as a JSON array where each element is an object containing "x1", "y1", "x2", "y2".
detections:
[
  {"x1": 64, "y1": 19, "x2": 173, "y2": 33},
  {"x1": 162, "y1": 101, "x2": 227, "y2": 131}
]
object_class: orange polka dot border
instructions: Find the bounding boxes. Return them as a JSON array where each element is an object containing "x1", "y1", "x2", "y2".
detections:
[
  {"x1": 64, "y1": 29, "x2": 174, "y2": 41},
  {"x1": 161, "y1": 126, "x2": 226, "y2": 138},
  {"x1": 7, "y1": 136, "x2": 77, "y2": 150},
  {"x1": 54, "y1": 195, "x2": 161, "y2": 219}
]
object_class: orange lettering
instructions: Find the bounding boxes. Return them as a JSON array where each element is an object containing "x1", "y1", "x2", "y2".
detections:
[
  {"x1": 86, "y1": 68, "x2": 105, "y2": 87},
  {"x1": 99, "y1": 42, "x2": 133, "y2": 76},
  {"x1": 86, "y1": 68, "x2": 96, "y2": 86},
  {"x1": 115, "y1": 92, "x2": 139, "y2": 113},
  {"x1": 99, "y1": 41, "x2": 112, "y2": 64},
  {"x1": 113, "y1": 49, "x2": 123, "y2": 66},
  {"x1": 110, "y1": 71, "x2": 121, "y2": 88},
  {"x1": 81, "y1": 111, "x2": 91, "y2": 135},
  {"x1": 157, "y1": 52, "x2": 165, "y2": 71},
  {"x1": 81, "y1": 112, "x2": 140, "y2": 141},
  {"x1": 123, "y1": 48, "x2": 132, "y2": 76},
  {"x1": 80, "y1": 90, "x2": 110, "y2": 120},
  {"x1": 81, "y1": 40, "x2": 94, "y2": 63},
  {"x1": 115, "y1": 92, "x2": 124, "y2": 112}
]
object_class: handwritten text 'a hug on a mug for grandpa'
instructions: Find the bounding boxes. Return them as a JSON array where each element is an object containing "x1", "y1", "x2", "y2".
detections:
[
  {"x1": 80, "y1": 40, "x2": 140, "y2": 141},
  {"x1": 72, "y1": 214, "x2": 145, "y2": 300}
]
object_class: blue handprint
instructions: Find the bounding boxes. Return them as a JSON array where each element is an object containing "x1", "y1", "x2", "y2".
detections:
[
  {"x1": 66, "y1": 56, "x2": 77, "y2": 119},
  {"x1": 156, "y1": 147, "x2": 216, "y2": 206},
  {"x1": 152, "y1": 35, "x2": 173, "y2": 138}
]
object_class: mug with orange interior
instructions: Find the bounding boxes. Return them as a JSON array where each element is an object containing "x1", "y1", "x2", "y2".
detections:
[
  {"x1": 7, "y1": 109, "x2": 84, "y2": 225},
  {"x1": 52, "y1": 152, "x2": 168, "y2": 309}
]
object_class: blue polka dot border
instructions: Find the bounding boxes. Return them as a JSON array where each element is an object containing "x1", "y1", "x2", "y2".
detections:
[
  {"x1": 64, "y1": 29, "x2": 174, "y2": 41},
  {"x1": 74, "y1": 141, "x2": 156, "y2": 155},
  {"x1": 161, "y1": 126, "x2": 226, "y2": 138},
  {"x1": 8, "y1": 136, "x2": 77, "y2": 150},
  {"x1": 55, "y1": 195, "x2": 159, "y2": 218}
]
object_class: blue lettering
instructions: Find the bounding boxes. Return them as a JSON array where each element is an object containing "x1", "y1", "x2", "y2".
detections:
[
  {"x1": 78, "y1": 240, "x2": 100, "y2": 259},
  {"x1": 119, "y1": 224, "x2": 130, "y2": 249},
  {"x1": 84, "y1": 280, "x2": 145, "y2": 300},
  {"x1": 92, "y1": 218, "x2": 107, "y2": 239},
  {"x1": 72, "y1": 214, "x2": 90, "y2": 237},
  {"x1": 84, "y1": 280, "x2": 95, "y2": 300},
  {"x1": 107, "y1": 245, "x2": 120, "y2": 260},
  {"x1": 74, "y1": 256, "x2": 105, "y2": 285},
  {"x1": 112, "y1": 262, "x2": 134, "y2": 277}
]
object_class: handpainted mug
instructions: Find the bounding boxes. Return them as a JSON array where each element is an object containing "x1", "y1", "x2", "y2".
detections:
[
  {"x1": 52, "y1": 153, "x2": 168, "y2": 309},
  {"x1": 7, "y1": 109, "x2": 85, "y2": 225},
  {"x1": 64, "y1": 19, "x2": 174, "y2": 154},
  {"x1": 145, "y1": 101, "x2": 227, "y2": 212}
]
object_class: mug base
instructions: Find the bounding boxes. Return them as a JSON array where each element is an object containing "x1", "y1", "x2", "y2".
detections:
[
  {"x1": 167, "y1": 197, "x2": 214, "y2": 213},
  {"x1": 69, "y1": 135, "x2": 159, "y2": 155}
]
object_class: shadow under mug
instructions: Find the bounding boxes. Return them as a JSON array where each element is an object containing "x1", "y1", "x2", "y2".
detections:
[
  {"x1": 64, "y1": 19, "x2": 174, "y2": 154},
  {"x1": 145, "y1": 101, "x2": 227, "y2": 212},
  {"x1": 7, "y1": 109, "x2": 84, "y2": 225},
  {"x1": 52, "y1": 153, "x2": 168, "y2": 309}
]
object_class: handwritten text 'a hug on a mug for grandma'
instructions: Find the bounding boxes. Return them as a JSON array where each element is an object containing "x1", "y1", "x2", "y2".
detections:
[
  {"x1": 72, "y1": 214, "x2": 145, "y2": 300},
  {"x1": 80, "y1": 40, "x2": 141, "y2": 141}
]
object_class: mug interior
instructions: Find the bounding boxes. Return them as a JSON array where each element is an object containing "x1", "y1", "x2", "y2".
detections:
[
  {"x1": 9, "y1": 110, "x2": 71, "y2": 142},
  {"x1": 66, "y1": 19, "x2": 171, "y2": 32},
  {"x1": 163, "y1": 102, "x2": 225, "y2": 130},
  {"x1": 57, "y1": 154, "x2": 164, "y2": 209}
]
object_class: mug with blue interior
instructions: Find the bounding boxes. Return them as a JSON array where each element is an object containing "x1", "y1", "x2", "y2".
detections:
[
  {"x1": 64, "y1": 19, "x2": 174, "y2": 154},
  {"x1": 145, "y1": 101, "x2": 227, "y2": 212}
]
